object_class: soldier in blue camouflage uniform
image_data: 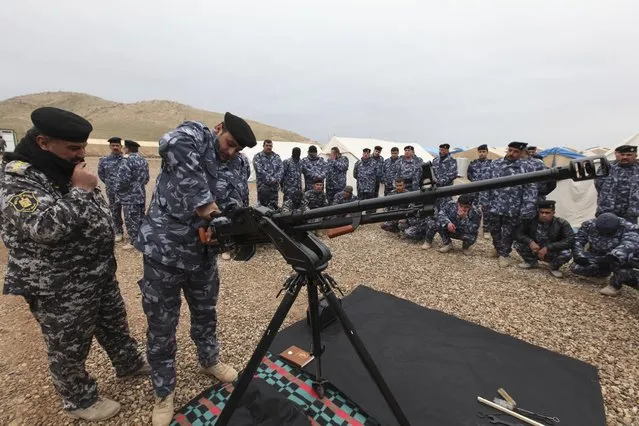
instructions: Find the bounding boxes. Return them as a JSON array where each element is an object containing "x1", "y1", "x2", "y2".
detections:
[
  {"x1": 134, "y1": 113, "x2": 256, "y2": 425},
  {"x1": 301, "y1": 145, "x2": 326, "y2": 191},
  {"x1": 381, "y1": 178, "x2": 410, "y2": 233},
  {"x1": 514, "y1": 200, "x2": 574, "y2": 278},
  {"x1": 217, "y1": 152, "x2": 250, "y2": 261},
  {"x1": 382, "y1": 147, "x2": 400, "y2": 196},
  {"x1": 421, "y1": 195, "x2": 481, "y2": 254},
  {"x1": 396, "y1": 145, "x2": 422, "y2": 191},
  {"x1": 354, "y1": 148, "x2": 378, "y2": 213},
  {"x1": 281, "y1": 147, "x2": 303, "y2": 203},
  {"x1": 0, "y1": 108, "x2": 147, "y2": 421},
  {"x1": 466, "y1": 144, "x2": 493, "y2": 238},
  {"x1": 595, "y1": 146, "x2": 622, "y2": 193},
  {"x1": 571, "y1": 213, "x2": 639, "y2": 296},
  {"x1": 252, "y1": 139, "x2": 283, "y2": 209},
  {"x1": 236, "y1": 151, "x2": 251, "y2": 207},
  {"x1": 521, "y1": 146, "x2": 555, "y2": 200},
  {"x1": 281, "y1": 189, "x2": 305, "y2": 213},
  {"x1": 325, "y1": 146, "x2": 349, "y2": 203},
  {"x1": 432, "y1": 143, "x2": 458, "y2": 208},
  {"x1": 488, "y1": 141, "x2": 538, "y2": 267},
  {"x1": 332, "y1": 184, "x2": 358, "y2": 205},
  {"x1": 371, "y1": 145, "x2": 384, "y2": 198},
  {"x1": 595, "y1": 145, "x2": 638, "y2": 224},
  {"x1": 303, "y1": 178, "x2": 329, "y2": 210},
  {"x1": 98, "y1": 136, "x2": 125, "y2": 240},
  {"x1": 115, "y1": 140, "x2": 150, "y2": 249}
]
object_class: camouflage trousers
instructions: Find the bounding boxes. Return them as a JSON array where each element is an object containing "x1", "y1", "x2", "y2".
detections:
[
  {"x1": 570, "y1": 253, "x2": 638, "y2": 289},
  {"x1": 479, "y1": 204, "x2": 490, "y2": 232},
  {"x1": 107, "y1": 190, "x2": 123, "y2": 236},
  {"x1": 24, "y1": 277, "x2": 144, "y2": 410},
  {"x1": 489, "y1": 214, "x2": 519, "y2": 257},
  {"x1": 123, "y1": 203, "x2": 145, "y2": 242},
  {"x1": 436, "y1": 227, "x2": 477, "y2": 248},
  {"x1": 326, "y1": 186, "x2": 344, "y2": 206},
  {"x1": 381, "y1": 220, "x2": 401, "y2": 233},
  {"x1": 282, "y1": 185, "x2": 302, "y2": 204},
  {"x1": 515, "y1": 244, "x2": 572, "y2": 270},
  {"x1": 139, "y1": 255, "x2": 220, "y2": 398},
  {"x1": 403, "y1": 218, "x2": 430, "y2": 240},
  {"x1": 383, "y1": 182, "x2": 394, "y2": 196}
]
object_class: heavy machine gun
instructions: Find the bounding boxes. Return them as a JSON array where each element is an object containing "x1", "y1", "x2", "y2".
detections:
[{"x1": 212, "y1": 156, "x2": 609, "y2": 426}]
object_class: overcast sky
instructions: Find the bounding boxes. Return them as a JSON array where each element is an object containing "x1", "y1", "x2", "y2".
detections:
[{"x1": 2, "y1": 0, "x2": 638, "y2": 149}]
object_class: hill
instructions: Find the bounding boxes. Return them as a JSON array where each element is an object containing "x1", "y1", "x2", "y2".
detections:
[{"x1": 0, "y1": 91, "x2": 309, "y2": 142}]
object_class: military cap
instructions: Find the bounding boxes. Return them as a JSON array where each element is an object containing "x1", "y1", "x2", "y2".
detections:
[
  {"x1": 344, "y1": 185, "x2": 353, "y2": 193},
  {"x1": 391, "y1": 146, "x2": 399, "y2": 152},
  {"x1": 374, "y1": 145, "x2": 383, "y2": 151},
  {"x1": 457, "y1": 194, "x2": 472, "y2": 205},
  {"x1": 308, "y1": 145, "x2": 318, "y2": 153},
  {"x1": 477, "y1": 144, "x2": 488, "y2": 151},
  {"x1": 508, "y1": 141, "x2": 528, "y2": 150},
  {"x1": 108, "y1": 136, "x2": 122, "y2": 144},
  {"x1": 616, "y1": 145, "x2": 637, "y2": 153},
  {"x1": 31, "y1": 107, "x2": 93, "y2": 142},
  {"x1": 313, "y1": 177, "x2": 324, "y2": 184},
  {"x1": 404, "y1": 145, "x2": 414, "y2": 151},
  {"x1": 124, "y1": 139, "x2": 140, "y2": 148},
  {"x1": 527, "y1": 146, "x2": 537, "y2": 151},
  {"x1": 224, "y1": 112, "x2": 256, "y2": 148},
  {"x1": 363, "y1": 148, "x2": 371, "y2": 153},
  {"x1": 536, "y1": 199, "x2": 556, "y2": 209},
  {"x1": 595, "y1": 212, "x2": 620, "y2": 233},
  {"x1": 439, "y1": 143, "x2": 450, "y2": 149}
]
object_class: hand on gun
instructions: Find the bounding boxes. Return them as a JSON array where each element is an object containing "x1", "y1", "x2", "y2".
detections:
[{"x1": 197, "y1": 202, "x2": 221, "y2": 245}]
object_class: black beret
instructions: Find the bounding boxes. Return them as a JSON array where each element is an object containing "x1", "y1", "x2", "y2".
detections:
[
  {"x1": 31, "y1": 107, "x2": 92, "y2": 142},
  {"x1": 404, "y1": 145, "x2": 414, "y2": 150},
  {"x1": 313, "y1": 177, "x2": 324, "y2": 184},
  {"x1": 363, "y1": 148, "x2": 371, "y2": 153},
  {"x1": 527, "y1": 146, "x2": 537, "y2": 151},
  {"x1": 391, "y1": 147, "x2": 399, "y2": 152},
  {"x1": 439, "y1": 143, "x2": 450, "y2": 149},
  {"x1": 595, "y1": 213, "x2": 620, "y2": 233},
  {"x1": 536, "y1": 200, "x2": 556, "y2": 209},
  {"x1": 477, "y1": 144, "x2": 488, "y2": 151},
  {"x1": 457, "y1": 194, "x2": 472, "y2": 205},
  {"x1": 508, "y1": 141, "x2": 528, "y2": 150},
  {"x1": 374, "y1": 145, "x2": 383, "y2": 151},
  {"x1": 224, "y1": 112, "x2": 256, "y2": 148},
  {"x1": 125, "y1": 139, "x2": 140, "y2": 148},
  {"x1": 616, "y1": 145, "x2": 637, "y2": 153},
  {"x1": 308, "y1": 145, "x2": 317, "y2": 153},
  {"x1": 108, "y1": 136, "x2": 122, "y2": 144}
]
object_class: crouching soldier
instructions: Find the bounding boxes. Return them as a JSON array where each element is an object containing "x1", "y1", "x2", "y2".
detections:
[
  {"x1": 514, "y1": 200, "x2": 574, "y2": 278},
  {"x1": 421, "y1": 195, "x2": 481, "y2": 254},
  {"x1": 571, "y1": 212, "x2": 639, "y2": 296},
  {"x1": 381, "y1": 178, "x2": 410, "y2": 233}
]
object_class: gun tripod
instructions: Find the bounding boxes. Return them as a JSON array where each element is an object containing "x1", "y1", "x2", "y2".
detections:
[{"x1": 214, "y1": 219, "x2": 409, "y2": 425}]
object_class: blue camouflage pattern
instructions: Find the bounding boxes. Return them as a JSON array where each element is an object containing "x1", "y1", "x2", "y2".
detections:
[
  {"x1": 353, "y1": 158, "x2": 378, "y2": 195},
  {"x1": 432, "y1": 199, "x2": 481, "y2": 248},
  {"x1": 596, "y1": 162, "x2": 639, "y2": 222},
  {"x1": 332, "y1": 191, "x2": 359, "y2": 205},
  {"x1": 281, "y1": 157, "x2": 303, "y2": 202},
  {"x1": 488, "y1": 158, "x2": 537, "y2": 219},
  {"x1": 301, "y1": 155, "x2": 327, "y2": 191},
  {"x1": 98, "y1": 153, "x2": 124, "y2": 235},
  {"x1": 466, "y1": 157, "x2": 492, "y2": 232},
  {"x1": 303, "y1": 189, "x2": 329, "y2": 210},
  {"x1": 253, "y1": 150, "x2": 283, "y2": 208},
  {"x1": 396, "y1": 156, "x2": 422, "y2": 191},
  {"x1": 382, "y1": 157, "x2": 401, "y2": 195},
  {"x1": 114, "y1": 153, "x2": 149, "y2": 205},
  {"x1": 380, "y1": 188, "x2": 410, "y2": 232},
  {"x1": 325, "y1": 155, "x2": 349, "y2": 203},
  {"x1": 432, "y1": 154, "x2": 458, "y2": 187}
]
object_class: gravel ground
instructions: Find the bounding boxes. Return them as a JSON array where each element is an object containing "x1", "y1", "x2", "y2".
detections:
[{"x1": 0, "y1": 158, "x2": 637, "y2": 426}]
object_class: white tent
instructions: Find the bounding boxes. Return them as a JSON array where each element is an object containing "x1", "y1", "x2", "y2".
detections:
[
  {"x1": 244, "y1": 141, "x2": 321, "y2": 182},
  {"x1": 547, "y1": 180, "x2": 598, "y2": 228},
  {"x1": 322, "y1": 137, "x2": 435, "y2": 191},
  {"x1": 605, "y1": 132, "x2": 639, "y2": 160},
  {"x1": 581, "y1": 146, "x2": 609, "y2": 157}
]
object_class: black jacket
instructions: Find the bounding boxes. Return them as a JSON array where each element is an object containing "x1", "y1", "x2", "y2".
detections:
[{"x1": 515, "y1": 216, "x2": 575, "y2": 252}]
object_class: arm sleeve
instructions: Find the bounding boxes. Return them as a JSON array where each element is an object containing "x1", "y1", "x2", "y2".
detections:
[
  {"x1": 546, "y1": 219, "x2": 575, "y2": 251},
  {"x1": 97, "y1": 158, "x2": 107, "y2": 183},
  {"x1": 273, "y1": 156, "x2": 284, "y2": 182},
  {"x1": 514, "y1": 221, "x2": 533, "y2": 245},
  {"x1": 572, "y1": 225, "x2": 589, "y2": 258},
  {"x1": 115, "y1": 160, "x2": 131, "y2": 193}
]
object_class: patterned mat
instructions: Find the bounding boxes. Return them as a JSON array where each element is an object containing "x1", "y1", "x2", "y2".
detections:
[{"x1": 172, "y1": 352, "x2": 380, "y2": 426}]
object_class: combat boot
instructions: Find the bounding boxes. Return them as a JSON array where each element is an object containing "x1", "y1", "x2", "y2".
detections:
[
  {"x1": 483, "y1": 232, "x2": 491, "y2": 240},
  {"x1": 114, "y1": 234, "x2": 123, "y2": 242},
  {"x1": 122, "y1": 243, "x2": 135, "y2": 250},
  {"x1": 221, "y1": 252, "x2": 232, "y2": 260},
  {"x1": 600, "y1": 284, "x2": 621, "y2": 297},
  {"x1": 517, "y1": 262, "x2": 535, "y2": 269},
  {"x1": 438, "y1": 244, "x2": 453, "y2": 253},
  {"x1": 499, "y1": 257, "x2": 511, "y2": 268},
  {"x1": 67, "y1": 397, "x2": 121, "y2": 421},
  {"x1": 152, "y1": 393, "x2": 174, "y2": 426},
  {"x1": 421, "y1": 241, "x2": 432, "y2": 250},
  {"x1": 201, "y1": 362, "x2": 238, "y2": 383},
  {"x1": 549, "y1": 269, "x2": 564, "y2": 278}
]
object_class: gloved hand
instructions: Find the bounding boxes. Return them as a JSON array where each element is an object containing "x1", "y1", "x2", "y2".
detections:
[{"x1": 573, "y1": 256, "x2": 589, "y2": 266}]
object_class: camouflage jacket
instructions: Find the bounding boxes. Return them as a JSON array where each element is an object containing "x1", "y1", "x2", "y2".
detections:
[
  {"x1": 488, "y1": 158, "x2": 537, "y2": 218},
  {"x1": 466, "y1": 158, "x2": 492, "y2": 205},
  {"x1": 325, "y1": 156, "x2": 349, "y2": 190},
  {"x1": 573, "y1": 218, "x2": 639, "y2": 263},
  {"x1": 252, "y1": 151, "x2": 283, "y2": 191},
  {"x1": 0, "y1": 161, "x2": 115, "y2": 296},
  {"x1": 396, "y1": 156, "x2": 422, "y2": 190},
  {"x1": 97, "y1": 153, "x2": 124, "y2": 193},
  {"x1": 332, "y1": 192, "x2": 359, "y2": 205},
  {"x1": 432, "y1": 154, "x2": 457, "y2": 187},
  {"x1": 134, "y1": 121, "x2": 220, "y2": 270},
  {"x1": 301, "y1": 156, "x2": 327, "y2": 191},
  {"x1": 382, "y1": 157, "x2": 400, "y2": 187},
  {"x1": 114, "y1": 153, "x2": 149, "y2": 204},
  {"x1": 235, "y1": 152, "x2": 251, "y2": 207},
  {"x1": 353, "y1": 158, "x2": 378, "y2": 193},
  {"x1": 281, "y1": 197, "x2": 306, "y2": 213},
  {"x1": 436, "y1": 200, "x2": 482, "y2": 237},
  {"x1": 596, "y1": 162, "x2": 639, "y2": 220},
  {"x1": 371, "y1": 155, "x2": 384, "y2": 182},
  {"x1": 281, "y1": 158, "x2": 303, "y2": 194},
  {"x1": 384, "y1": 189, "x2": 410, "y2": 211},
  {"x1": 303, "y1": 190, "x2": 328, "y2": 210}
]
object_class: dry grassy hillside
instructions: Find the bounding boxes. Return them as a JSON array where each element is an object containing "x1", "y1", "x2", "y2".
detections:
[{"x1": 0, "y1": 91, "x2": 309, "y2": 142}]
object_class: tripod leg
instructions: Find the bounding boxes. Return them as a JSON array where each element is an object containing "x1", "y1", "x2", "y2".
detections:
[
  {"x1": 216, "y1": 273, "x2": 306, "y2": 426},
  {"x1": 318, "y1": 276, "x2": 411, "y2": 426},
  {"x1": 307, "y1": 279, "x2": 326, "y2": 397}
]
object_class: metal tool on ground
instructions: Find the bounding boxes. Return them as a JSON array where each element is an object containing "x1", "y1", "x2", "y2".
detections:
[
  {"x1": 494, "y1": 388, "x2": 560, "y2": 424},
  {"x1": 516, "y1": 408, "x2": 560, "y2": 424},
  {"x1": 478, "y1": 396, "x2": 546, "y2": 426},
  {"x1": 498, "y1": 388, "x2": 517, "y2": 407},
  {"x1": 480, "y1": 414, "x2": 525, "y2": 426}
]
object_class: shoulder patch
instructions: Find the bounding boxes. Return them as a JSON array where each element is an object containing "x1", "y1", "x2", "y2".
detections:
[
  {"x1": 9, "y1": 191, "x2": 39, "y2": 213},
  {"x1": 6, "y1": 161, "x2": 32, "y2": 175}
]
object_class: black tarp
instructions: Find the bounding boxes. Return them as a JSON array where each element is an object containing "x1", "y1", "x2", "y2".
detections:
[{"x1": 270, "y1": 285, "x2": 606, "y2": 426}]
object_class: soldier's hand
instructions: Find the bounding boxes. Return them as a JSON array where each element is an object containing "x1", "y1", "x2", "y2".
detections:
[
  {"x1": 205, "y1": 227, "x2": 219, "y2": 246},
  {"x1": 537, "y1": 247, "x2": 548, "y2": 260},
  {"x1": 196, "y1": 202, "x2": 221, "y2": 220},
  {"x1": 529, "y1": 241, "x2": 541, "y2": 252},
  {"x1": 447, "y1": 223, "x2": 456, "y2": 233},
  {"x1": 72, "y1": 162, "x2": 98, "y2": 191}
]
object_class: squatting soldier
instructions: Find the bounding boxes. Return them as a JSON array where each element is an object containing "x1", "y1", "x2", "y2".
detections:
[
  {"x1": 281, "y1": 189, "x2": 305, "y2": 212},
  {"x1": 98, "y1": 136, "x2": 125, "y2": 241},
  {"x1": 466, "y1": 144, "x2": 492, "y2": 239},
  {"x1": 354, "y1": 148, "x2": 378, "y2": 211},
  {"x1": 303, "y1": 177, "x2": 329, "y2": 210},
  {"x1": 571, "y1": 213, "x2": 639, "y2": 296},
  {"x1": 380, "y1": 178, "x2": 410, "y2": 233},
  {"x1": 488, "y1": 141, "x2": 538, "y2": 268},
  {"x1": 382, "y1": 147, "x2": 400, "y2": 196},
  {"x1": 595, "y1": 145, "x2": 638, "y2": 224},
  {"x1": 301, "y1": 145, "x2": 326, "y2": 191},
  {"x1": 252, "y1": 139, "x2": 283, "y2": 209},
  {"x1": 371, "y1": 145, "x2": 384, "y2": 198},
  {"x1": 134, "y1": 113, "x2": 256, "y2": 425},
  {"x1": 332, "y1": 185, "x2": 358, "y2": 205},
  {"x1": 396, "y1": 145, "x2": 422, "y2": 191},
  {"x1": 514, "y1": 200, "x2": 574, "y2": 278},
  {"x1": 421, "y1": 195, "x2": 481, "y2": 254},
  {"x1": 0, "y1": 107, "x2": 147, "y2": 421},
  {"x1": 115, "y1": 139, "x2": 149, "y2": 249},
  {"x1": 281, "y1": 147, "x2": 303, "y2": 203},
  {"x1": 325, "y1": 146, "x2": 349, "y2": 203}
]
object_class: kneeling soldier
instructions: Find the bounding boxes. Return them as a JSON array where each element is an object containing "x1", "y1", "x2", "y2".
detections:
[{"x1": 421, "y1": 195, "x2": 481, "y2": 254}]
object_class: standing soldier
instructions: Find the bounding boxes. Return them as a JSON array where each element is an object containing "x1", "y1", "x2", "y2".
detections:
[
  {"x1": 134, "y1": 113, "x2": 256, "y2": 425},
  {"x1": 396, "y1": 145, "x2": 422, "y2": 191},
  {"x1": 382, "y1": 147, "x2": 400, "y2": 196},
  {"x1": 421, "y1": 195, "x2": 481, "y2": 254},
  {"x1": 595, "y1": 146, "x2": 622, "y2": 193},
  {"x1": 325, "y1": 146, "x2": 349, "y2": 203},
  {"x1": 301, "y1": 145, "x2": 326, "y2": 191},
  {"x1": 466, "y1": 144, "x2": 493, "y2": 239},
  {"x1": 353, "y1": 148, "x2": 378, "y2": 212},
  {"x1": 252, "y1": 139, "x2": 283, "y2": 209},
  {"x1": 488, "y1": 141, "x2": 538, "y2": 267},
  {"x1": 596, "y1": 145, "x2": 638, "y2": 224},
  {"x1": 521, "y1": 146, "x2": 555, "y2": 200},
  {"x1": 371, "y1": 145, "x2": 384, "y2": 198},
  {"x1": 432, "y1": 143, "x2": 458, "y2": 207},
  {"x1": 98, "y1": 136, "x2": 125, "y2": 241},
  {"x1": 281, "y1": 147, "x2": 303, "y2": 204},
  {"x1": 0, "y1": 107, "x2": 147, "y2": 421},
  {"x1": 115, "y1": 140, "x2": 150, "y2": 250},
  {"x1": 237, "y1": 151, "x2": 251, "y2": 207}
]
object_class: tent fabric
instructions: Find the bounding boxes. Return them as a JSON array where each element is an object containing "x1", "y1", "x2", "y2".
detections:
[
  {"x1": 581, "y1": 146, "x2": 609, "y2": 156},
  {"x1": 537, "y1": 147, "x2": 585, "y2": 167},
  {"x1": 547, "y1": 179, "x2": 598, "y2": 227}
]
